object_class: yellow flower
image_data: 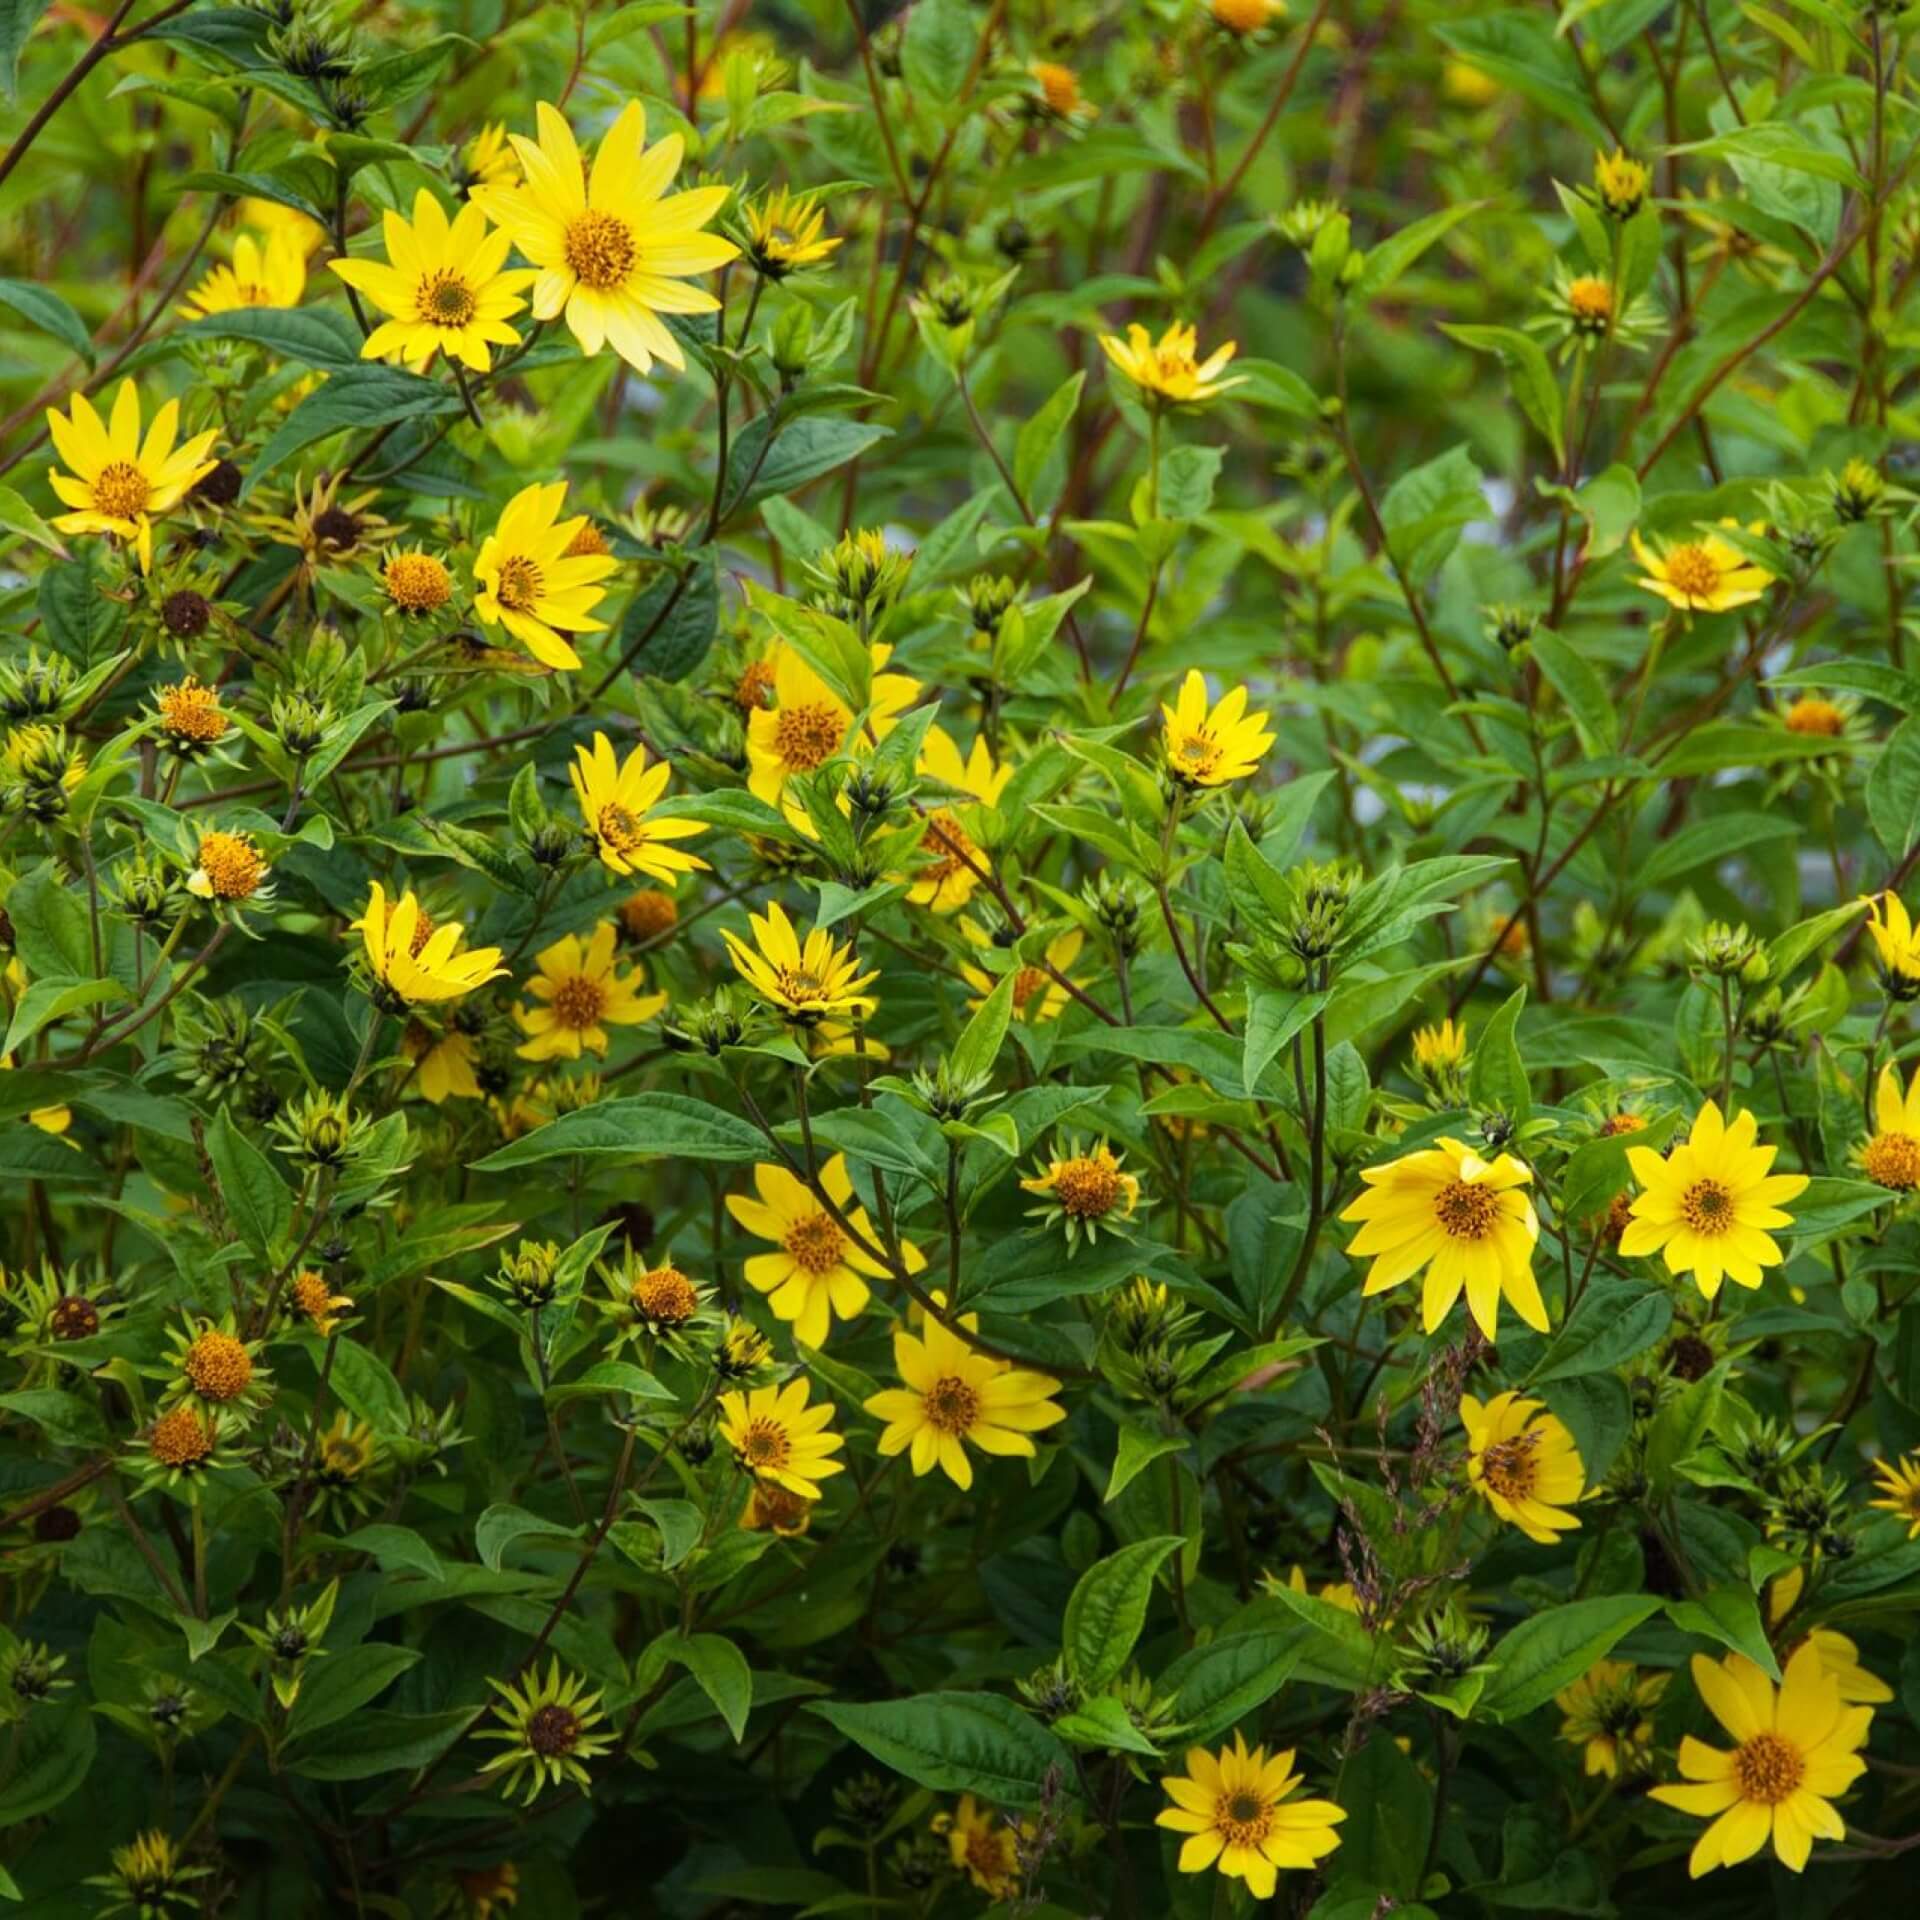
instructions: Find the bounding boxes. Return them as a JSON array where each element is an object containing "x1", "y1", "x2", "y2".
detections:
[
  {"x1": 45, "y1": 379, "x2": 219, "y2": 573},
  {"x1": 355, "y1": 882, "x2": 506, "y2": 1006},
  {"x1": 744, "y1": 641, "x2": 920, "y2": 811},
  {"x1": 1865, "y1": 890, "x2": 1920, "y2": 995},
  {"x1": 1647, "y1": 1644, "x2": 1872, "y2": 1876},
  {"x1": 330, "y1": 188, "x2": 537, "y2": 374},
  {"x1": 569, "y1": 731, "x2": 709, "y2": 884},
  {"x1": 932, "y1": 1796, "x2": 1032, "y2": 1897},
  {"x1": 1030, "y1": 60, "x2": 1095, "y2": 122},
  {"x1": 864, "y1": 1315, "x2": 1064, "y2": 1489},
  {"x1": 1461, "y1": 1390, "x2": 1585, "y2": 1544},
  {"x1": 1275, "y1": 1564, "x2": 1362, "y2": 1613},
  {"x1": 1630, "y1": 522, "x2": 1774, "y2": 614},
  {"x1": 1869, "y1": 1451, "x2": 1920, "y2": 1537},
  {"x1": 473, "y1": 480, "x2": 618, "y2": 671},
  {"x1": 240, "y1": 196, "x2": 326, "y2": 256},
  {"x1": 383, "y1": 549, "x2": 453, "y2": 614},
  {"x1": 1021, "y1": 1140, "x2": 1142, "y2": 1244},
  {"x1": 403, "y1": 1020, "x2": 481, "y2": 1103},
  {"x1": 180, "y1": 227, "x2": 308, "y2": 318},
  {"x1": 1100, "y1": 322, "x2": 1243, "y2": 407},
  {"x1": 722, "y1": 900, "x2": 879, "y2": 1025},
  {"x1": 458, "y1": 122, "x2": 519, "y2": 194},
  {"x1": 1783, "y1": 694, "x2": 1848, "y2": 738},
  {"x1": 1619, "y1": 1101, "x2": 1809, "y2": 1299},
  {"x1": 958, "y1": 922, "x2": 1084, "y2": 1023},
  {"x1": 1, "y1": 1052, "x2": 72, "y2": 1139},
  {"x1": 1766, "y1": 1568, "x2": 1893, "y2": 1706},
  {"x1": 515, "y1": 921, "x2": 665, "y2": 1061},
  {"x1": 1155, "y1": 1733, "x2": 1345, "y2": 1899},
  {"x1": 1339, "y1": 1136, "x2": 1543, "y2": 1339},
  {"x1": 742, "y1": 185, "x2": 841, "y2": 278},
  {"x1": 1410, "y1": 1019, "x2": 1467, "y2": 1072},
  {"x1": 186, "y1": 828, "x2": 269, "y2": 902},
  {"x1": 726, "y1": 1153, "x2": 923, "y2": 1347},
  {"x1": 1859, "y1": 1064, "x2": 1920, "y2": 1190},
  {"x1": 471, "y1": 100, "x2": 737, "y2": 375},
  {"x1": 153, "y1": 676, "x2": 230, "y2": 753},
  {"x1": 1556, "y1": 1660, "x2": 1668, "y2": 1776},
  {"x1": 906, "y1": 727, "x2": 1009, "y2": 912},
  {"x1": 476, "y1": 1660, "x2": 615, "y2": 1806},
  {"x1": 1208, "y1": 0, "x2": 1286, "y2": 34},
  {"x1": 717, "y1": 1375, "x2": 846, "y2": 1501},
  {"x1": 1594, "y1": 148, "x2": 1652, "y2": 219},
  {"x1": 1161, "y1": 670, "x2": 1275, "y2": 787}
]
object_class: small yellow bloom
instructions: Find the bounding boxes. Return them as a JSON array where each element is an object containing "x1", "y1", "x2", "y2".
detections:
[
  {"x1": 1443, "y1": 59, "x2": 1500, "y2": 106},
  {"x1": 1865, "y1": 891, "x2": 1920, "y2": 996},
  {"x1": 1594, "y1": 148, "x2": 1652, "y2": 219},
  {"x1": 1208, "y1": 0, "x2": 1286, "y2": 34},
  {"x1": 355, "y1": 882, "x2": 506, "y2": 1006},
  {"x1": 180, "y1": 227, "x2": 308, "y2": 318},
  {"x1": 1340, "y1": 1136, "x2": 1543, "y2": 1338},
  {"x1": 1155, "y1": 1733, "x2": 1345, "y2": 1899},
  {"x1": 1410, "y1": 1018, "x2": 1467, "y2": 1073},
  {"x1": 1630, "y1": 521, "x2": 1774, "y2": 614},
  {"x1": 1021, "y1": 1140, "x2": 1142, "y2": 1244},
  {"x1": 330, "y1": 188, "x2": 537, "y2": 374},
  {"x1": 1618, "y1": 1100, "x2": 1808, "y2": 1299},
  {"x1": 958, "y1": 922, "x2": 1084, "y2": 1024},
  {"x1": 290, "y1": 1268, "x2": 355, "y2": 1336},
  {"x1": 473, "y1": 480, "x2": 618, "y2": 671},
  {"x1": 1869, "y1": 1451, "x2": 1920, "y2": 1537},
  {"x1": 569, "y1": 731, "x2": 709, "y2": 885},
  {"x1": 932, "y1": 1796, "x2": 1033, "y2": 1897},
  {"x1": 383, "y1": 549, "x2": 453, "y2": 615},
  {"x1": 186, "y1": 828, "x2": 269, "y2": 903},
  {"x1": 45, "y1": 379, "x2": 219, "y2": 573},
  {"x1": 718, "y1": 1375, "x2": 846, "y2": 1501},
  {"x1": 1461, "y1": 1390, "x2": 1585, "y2": 1544},
  {"x1": 458, "y1": 123, "x2": 519, "y2": 195},
  {"x1": 1859, "y1": 1065, "x2": 1920, "y2": 1190},
  {"x1": 515, "y1": 921, "x2": 664, "y2": 1061},
  {"x1": 864, "y1": 1315, "x2": 1064, "y2": 1490},
  {"x1": 402, "y1": 1019, "x2": 481, "y2": 1103},
  {"x1": 726, "y1": 1153, "x2": 924, "y2": 1348},
  {"x1": 722, "y1": 899, "x2": 878, "y2": 1025},
  {"x1": 1100, "y1": 322, "x2": 1243, "y2": 407},
  {"x1": 1782, "y1": 694, "x2": 1848, "y2": 738},
  {"x1": 1647, "y1": 1645, "x2": 1872, "y2": 1876},
  {"x1": 742, "y1": 185, "x2": 841, "y2": 278},
  {"x1": 153, "y1": 676, "x2": 230, "y2": 753},
  {"x1": 1030, "y1": 60, "x2": 1095, "y2": 122},
  {"x1": 1161, "y1": 670, "x2": 1275, "y2": 787},
  {"x1": 471, "y1": 100, "x2": 737, "y2": 375},
  {"x1": 1556, "y1": 1660, "x2": 1667, "y2": 1776}
]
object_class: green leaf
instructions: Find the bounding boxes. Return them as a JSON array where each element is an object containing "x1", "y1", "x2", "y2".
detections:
[
  {"x1": 1160, "y1": 1628, "x2": 1306, "y2": 1742},
  {"x1": 951, "y1": 971, "x2": 1017, "y2": 1088},
  {"x1": 1380, "y1": 444, "x2": 1485, "y2": 581},
  {"x1": 654, "y1": 1630, "x2": 753, "y2": 1741},
  {"x1": 1360, "y1": 204, "x2": 1485, "y2": 299},
  {"x1": 1869, "y1": 714, "x2": 1920, "y2": 859},
  {"x1": 720, "y1": 415, "x2": 890, "y2": 520},
  {"x1": 1439, "y1": 322, "x2": 1563, "y2": 464},
  {"x1": 901, "y1": 0, "x2": 976, "y2": 103},
  {"x1": 181, "y1": 304, "x2": 368, "y2": 371},
  {"x1": 809, "y1": 1692, "x2": 1072, "y2": 1809},
  {"x1": 1529, "y1": 627, "x2": 1618, "y2": 750},
  {"x1": 0, "y1": 275, "x2": 89, "y2": 358},
  {"x1": 1638, "y1": 812, "x2": 1798, "y2": 891},
  {"x1": 1667, "y1": 1589, "x2": 1780, "y2": 1680},
  {"x1": 322, "y1": 1337, "x2": 410, "y2": 1431},
  {"x1": 1467, "y1": 986, "x2": 1529, "y2": 1124},
  {"x1": 338, "y1": 1525, "x2": 441, "y2": 1581},
  {"x1": 471, "y1": 1094, "x2": 768, "y2": 1170},
  {"x1": 282, "y1": 1707, "x2": 470, "y2": 1780},
  {"x1": 246, "y1": 368, "x2": 464, "y2": 492},
  {"x1": 1477, "y1": 1596, "x2": 1664, "y2": 1722},
  {"x1": 0, "y1": 1700, "x2": 93, "y2": 1827},
  {"x1": 0, "y1": 482, "x2": 67, "y2": 556},
  {"x1": 206, "y1": 1108, "x2": 292, "y2": 1258},
  {"x1": 1645, "y1": 1362, "x2": 1729, "y2": 1494},
  {"x1": 286, "y1": 1643, "x2": 422, "y2": 1738},
  {"x1": 544, "y1": 1360, "x2": 676, "y2": 1404},
  {"x1": 1105, "y1": 1422, "x2": 1190, "y2": 1502},
  {"x1": 1013, "y1": 370, "x2": 1083, "y2": 511},
  {"x1": 1064, "y1": 1536, "x2": 1182, "y2": 1689},
  {"x1": 1529, "y1": 1279, "x2": 1671, "y2": 1384},
  {"x1": 2, "y1": 975, "x2": 125, "y2": 1054},
  {"x1": 475, "y1": 1503, "x2": 579, "y2": 1572}
]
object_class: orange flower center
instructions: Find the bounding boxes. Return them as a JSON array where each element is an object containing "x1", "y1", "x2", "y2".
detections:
[
  {"x1": 197, "y1": 830, "x2": 265, "y2": 899},
  {"x1": 417, "y1": 270, "x2": 477, "y2": 327},
  {"x1": 184, "y1": 1330, "x2": 253, "y2": 1401},
  {"x1": 1212, "y1": 1788, "x2": 1274, "y2": 1847},
  {"x1": 386, "y1": 552, "x2": 451, "y2": 611},
  {"x1": 1680, "y1": 1178, "x2": 1734, "y2": 1234},
  {"x1": 1434, "y1": 1179, "x2": 1497, "y2": 1240},
  {"x1": 157, "y1": 678, "x2": 228, "y2": 742},
  {"x1": 738, "y1": 1418, "x2": 791, "y2": 1470},
  {"x1": 735, "y1": 659, "x2": 777, "y2": 710},
  {"x1": 93, "y1": 460, "x2": 151, "y2": 520},
  {"x1": 1567, "y1": 276, "x2": 1613, "y2": 326},
  {"x1": 1785, "y1": 696, "x2": 1846, "y2": 737},
  {"x1": 292, "y1": 1270, "x2": 339, "y2": 1326},
  {"x1": 1734, "y1": 1731, "x2": 1804, "y2": 1805},
  {"x1": 551, "y1": 975, "x2": 607, "y2": 1030},
  {"x1": 920, "y1": 810, "x2": 978, "y2": 882},
  {"x1": 621, "y1": 890, "x2": 678, "y2": 940},
  {"x1": 1866, "y1": 1130, "x2": 1920, "y2": 1190},
  {"x1": 1479, "y1": 1431, "x2": 1541, "y2": 1502},
  {"x1": 1662, "y1": 542, "x2": 1722, "y2": 600},
  {"x1": 772, "y1": 700, "x2": 843, "y2": 771},
  {"x1": 783, "y1": 1210, "x2": 845, "y2": 1275},
  {"x1": 1168, "y1": 729, "x2": 1222, "y2": 781},
  {"x1": 924, "y1": 1376, "x2": 981, "y2": 1434},
  {"x1": 493, "y1": 553, "x2": 545, "y2": 613},
  {"x1": 1051, "y1": 1156, "x2": 1123, "y2": 1218},
  {"x1": 1011, "y1": 965, "x2": 1048, "y2": 1011},
  {"x1": 565, "y1": 209, "x2": 637, "y2": 290},
  {"x1": 597, "y1": 802, "x2": 645, "y2": 853},
  {"x1": 150, "y1": 1405, "x2": 217, "y2": 1467},
  {"x1": 633, "y1": 1267, "x2": 698, "y2": 1324},
  {"x1": 565, "y1": 520, "x2": 610, "y2": 557}
]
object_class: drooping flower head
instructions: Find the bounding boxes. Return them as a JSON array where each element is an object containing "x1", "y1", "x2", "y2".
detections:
[
  {"x1": 46, "y1": 379, "x2": 219, "y2": 573},
  {"x1": 471, "y1": 100, "x2": 737, "y2": 374},
  {"x1": 473, "y1": 480, "x2": 619, "y2": 671},
  {"x1": 1618, "y1": 1101, "x2": 1808, "y2": 1299},
  {"x1": 1339, "y1": 1136, "x2": 1544, "y2": 1339},
  {"x1": 864, "y1": 1316, "x2": 1064, "y2": 1489},
  {"x1": 1461, "y1": 1391, "x2": 1585, "y2": 1543},
  {"x1": 1155, "y1": 1733, "x2": 1345, "y2": 1900},
  {"x1": 1647, "y1": 1644, "x2": 1872, "y2": 1876}
]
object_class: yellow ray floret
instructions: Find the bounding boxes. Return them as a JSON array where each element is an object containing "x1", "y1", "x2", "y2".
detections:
[
  {"x1": 472, "y1": 480, "x2": 618, "y2": 671},
  {"x1": 46, "y1": 379, "x2": 220, "y2": 573},
  {"x1": 569, "y1": 730, "x2": 709, "y2": 884}
]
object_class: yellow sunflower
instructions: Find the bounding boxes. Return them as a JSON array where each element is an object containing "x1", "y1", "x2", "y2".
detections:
[
  {"x1": 1869, "y1": 1451, "x2": 1920, "y2": 1537},
  {"x1": 1460, "y1": 1390, "x2": 1585, "y2": 1544},
  {"x1": 458, "y1": 122, "x2": 520, "y2": 194},
  {"x1": 1766, "y1": 1568, "x2": 1893, "y2": 1706},
  {"x1": 180, "y1": 227, "x2": 308, "y2": 318},
  {"x1": 328, "y1": 188, "x2": 537, "y2": 373},
  {"x1": 355, "y1": 882, "x2": 506, "y2": 1006},
  {"x1": 725, "y1": 1153, "x2": 923, "y2": 1348},
  {"x1": 721, "y1": 900, "x2": 878, "y2": 1025},
  {"x1": 45, "y1": 379, "x2": 219, "y2": 573},
  {"x1": 1858, "y1": 1064, "x2": 1920, "y2": 1190},
  {"x1": 864, "y1": 1316, "x2": 1064, "y2": 1489},
  {"x1": 907, "y1": 727, "x2": 1009, "y2": 912},
  {"x1": 958, "y1": 922, "x2": 1084, "y2": 1023},
  {"x1": 744, "y1": 641, "x2": 920, "y2": 811},
  {"x1": 1338, "y1": 1137, "x2": 1544, "y2": 1339},
  {"x1": 932, "y1": 1796, "x2": 1033, "y2": 1898},
  {"x1": 1630, "y1": 521, "x2": 1774, "y2": 614},
  {"x1": 742, "y1": 185, "x2": 842, "y2": 278},
  {"x1": 471, "y1": 99, "x2": 737, "y2": 375},
  {"x1": 1865, "y1": 890, "x2": 1920, "y2": 996},
  {"x1": 1556, "y1": 1660, "x2": 1668, "y2": 1776},
  {"x1": 717, "y1": 1375, "x2": 846, "y2": 1501},
  {"x1": 1618, "y1": 1101, "x2": 1808, "y2": 1299},
  {"x1": 1155, "y1": 1734, "x2": 1345, "y2": 1899},
  {"x1": 473, "y1": 480, "x2": 618, "y2": 671},
  {"x1": 1648, "y1": 1644, "x2": 1872, "y2": 1876},
  {"x1": 1100, "y1": 322, "x2": 1244, "y2": 407},
  {"x1": 568, "y1": 731, "x2": 709, "y2": 884},
  {"x1": 514, "y1": 921, "x2": 665, "y2": 1061},
  {"x1": 1021, "y1": 1140, "x2": 1142, "y2": 1246},
  {"x1": 1160, "y1": 670, "x2": 1276, "y2": 787}
]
